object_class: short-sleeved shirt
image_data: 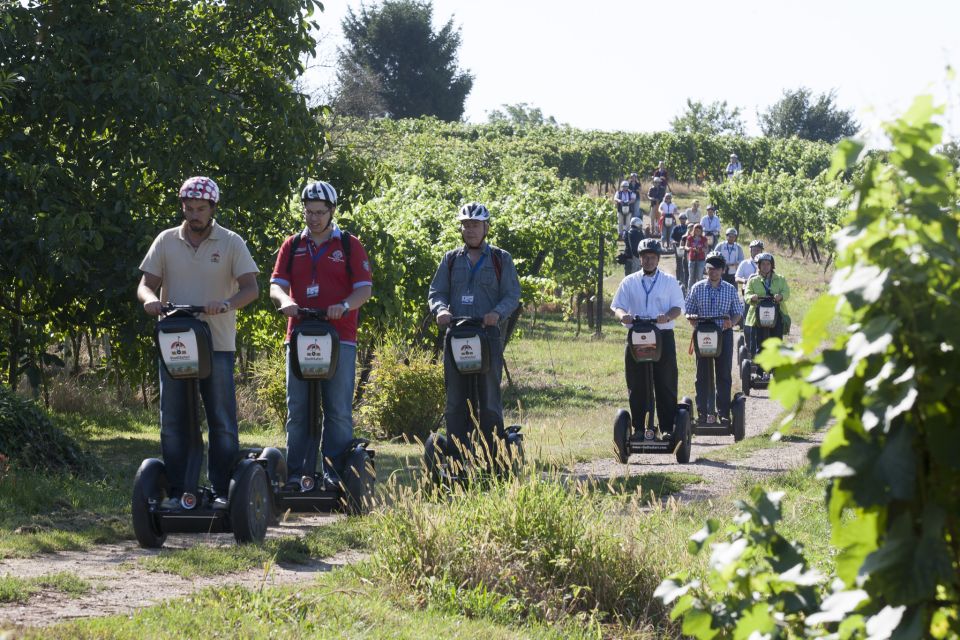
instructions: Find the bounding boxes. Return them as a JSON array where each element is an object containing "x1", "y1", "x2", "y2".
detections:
[
  {"x1": 735, "y1": 259, "x2": 757, "y2": 283},
  {"x1": 270, "y1": 225, "x2": 372, "y2": 344},
  {"x1": 659, "y1": 202, "x2": 679, "y2": 217},
  {"x1": 139, "y1": 221, "x2": 259, "y2": 351},
  {"x1": 611, "y1": 268, "x2": 685, "y2": 330},
  {"x1": 700, "y1": 215, "x2": 722, "y2": 235},
  {"x1": 685, "y1": 278, "x2": 744, "y2": 322},
  {"x1": 685, "y1": 207, "x2": 701, "y2": 224}
]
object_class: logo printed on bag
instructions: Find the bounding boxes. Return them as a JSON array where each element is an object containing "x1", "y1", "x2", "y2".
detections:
[{"x1": 170, "y1": 338, "x2": 190, "y2": 360}]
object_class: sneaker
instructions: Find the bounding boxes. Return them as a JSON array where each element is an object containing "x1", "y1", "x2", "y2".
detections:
[
  {"x1": 159, "y1": 496, "x2": 180, "y2": 510},
  {"x1": 212, "y1": 496, "x2": 229, "y2": 510}
]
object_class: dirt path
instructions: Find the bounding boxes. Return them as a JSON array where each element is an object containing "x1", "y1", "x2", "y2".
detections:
[
  {"x1": 0, "y1": 513, "x2": 366, "y2": 629},
  {"x1": 1, "y1": 253, "x2": 819, "y2": 630}
]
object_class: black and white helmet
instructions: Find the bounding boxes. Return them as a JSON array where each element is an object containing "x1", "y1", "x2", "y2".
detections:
[
  {"x1": 705, "y1": 251, "x2": 727, "y2": 270},
  {"x1": 756, "y1": 252, "x2": 775, "y2": 269},
  {"x1": 726, "y1": 227, "x2": 738, "y2": 237},
  {"x1": 637, "y1": 238, "x2": 662, "y2": 255},
  {"x1": 630, "y1": 217, "x2": 643, "y2": 229},
  {"x1": 301, "y1": 181, "x2": 337, "y2": 204},
  {"x1": 457, "y1": 202, "x2": 490, "y2": 222}
]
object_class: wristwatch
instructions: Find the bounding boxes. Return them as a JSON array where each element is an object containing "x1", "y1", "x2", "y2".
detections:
[
  {"x1": 222, "y1": 300, "x2": 232, "y2": 311},
  {"x1": 341, "y1": 301, "x2": 350, "y2": 311}
]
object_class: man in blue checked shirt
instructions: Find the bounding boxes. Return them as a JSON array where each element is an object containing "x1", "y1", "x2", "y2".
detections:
[
  {"x1": 685, "y1": 251, "x2": 743, "y2": 424},
  {"x1": 611, "y1": 239, "x2": 685, "y2": 434}
]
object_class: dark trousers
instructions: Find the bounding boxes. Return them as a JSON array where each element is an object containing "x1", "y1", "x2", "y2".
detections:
[
  {"x1": 695, "y1": 329, "x2": 734, "y2": 419},
  {"x1": 444, "y1": 326, "x2": 505, "y2": 462},
  {"x1": 624, "y1": 330, "x2": 678, "y2": 432},
  {"x1": 749, "y1": 314, "x2": 784, "y2": 354}
]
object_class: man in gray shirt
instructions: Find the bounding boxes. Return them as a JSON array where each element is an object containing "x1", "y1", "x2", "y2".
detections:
[{"x1": 428, "y1": 203, "x2": 522, "y2": 463}]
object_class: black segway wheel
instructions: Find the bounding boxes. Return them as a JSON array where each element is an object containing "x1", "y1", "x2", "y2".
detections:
[
  {"x1": 732, "y1": 394, "x2": 746, "y2": 441},
  {"x1": 674, "y1": 408, "x2": 692, "y2": 464},
  {"x1": 343, "y1": 447, "x2": 376, "y2": 516},
  {"x1": 736, "y1": 334, "x2": 746, "y2": 369},
  {"x1": 741, "y1": 360, "x2": 752, "y2": 397},
  {"x1": 424, "y1": 432, "x2": 448, "y2": 483},
  {"x1": 132, "y1": 458, "x2": 168, "y2": 549},
  {"x1": 613, "y1": 409, "x2": 630, "y2": 464},
  {"x1": 229, "y1": 461, "x2": 271, "y2": 544}
]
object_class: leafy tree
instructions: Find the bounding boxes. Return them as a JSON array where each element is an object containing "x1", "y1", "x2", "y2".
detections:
[
  {"x1": 759, "y1": 87, "x2": 859, "y2": 143},
  {"x1": 0, "y1": 0, "x2": 325, "y2": 389},
  {"x1": 670, "y1": 99, "x2": 746, "y2": 136},
  {"x1": 337, "y1": 0, "x2": 473, "y2": 121},
  {"x1": 487, "y1": 103, "x2": 558, "y2": 127},
  {"x1": 660, "y1": 96, "x2": 960, "y2": 638}
]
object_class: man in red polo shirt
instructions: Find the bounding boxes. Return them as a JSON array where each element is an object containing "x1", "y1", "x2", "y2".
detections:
[{"x1": 269, "y1": 181, "x2": 373, "y2": 490}]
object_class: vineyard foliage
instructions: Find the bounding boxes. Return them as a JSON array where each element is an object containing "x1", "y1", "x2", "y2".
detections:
[{"x1": 659, "y1": 96, "x2": 960, "y2": 639}]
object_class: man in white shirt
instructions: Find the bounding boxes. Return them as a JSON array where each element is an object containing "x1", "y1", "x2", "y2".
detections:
[
  {"x1": 700, "y1": 205, "x2": 722, "y2": 247},
  {"x1": 718, "y1": 228, "x2": 745, "y2": 286},
  {"x1": 611, "y1": 239, "x2": 686, "y2": 435},
  {"x1": 735, "y1": 239, "x2": 764, "y2": 291}
]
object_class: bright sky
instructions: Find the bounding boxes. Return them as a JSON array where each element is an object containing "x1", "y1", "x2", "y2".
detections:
[{"x1": 305, "y1": 0, "x2": 960, "y2": 138}]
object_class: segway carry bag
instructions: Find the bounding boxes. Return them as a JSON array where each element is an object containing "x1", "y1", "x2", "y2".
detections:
[{"x1": 155, "y1": 313, "x2": 213, "y2": 380}]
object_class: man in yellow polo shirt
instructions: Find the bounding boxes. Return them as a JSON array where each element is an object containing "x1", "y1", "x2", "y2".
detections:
[{"x1": 136, "y1": 176, "x2": 259, "y2": 509}]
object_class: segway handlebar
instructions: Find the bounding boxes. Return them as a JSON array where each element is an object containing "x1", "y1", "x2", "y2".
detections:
[
  {"x1": 296, "y1": 308, "x2": 329, "y2": 321},
  {"x1": 449, "y1": 316, "x2": 484, "y2": 328},
  {"x1": 159, "y1": 303, "x2": 206, "y2": 316},
  {"x1": 685, "y1": 314, "x2": 730, "y2": 322}
]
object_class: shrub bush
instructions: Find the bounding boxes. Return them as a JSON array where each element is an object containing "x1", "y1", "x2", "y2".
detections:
[
  {"x1": 250, "y1": 348, "x2": 288, "y2": 427},
  {"x1": 358, "y1": 337, "x2": 444, "y2": 441},
  {"x1": 0, "y1": 386, "x2": 95, "y2": 475}
]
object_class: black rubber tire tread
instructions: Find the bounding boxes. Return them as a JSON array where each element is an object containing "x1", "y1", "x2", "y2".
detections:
[
  {"x1": 675, "y1": 409, "x2": 692, "y2": 464},
  {"x1": 132, "y1": 458, "x2": 168, "y2": 549},
  {"x1": 343, "y1": 448, "x2": 376, "y2": 516},
  {"x1": 230, "y1": 462, "x2": 271, "y2": 544},
  {"x1": 613, "y1": 409, "x2": 630, "y2": 464}
]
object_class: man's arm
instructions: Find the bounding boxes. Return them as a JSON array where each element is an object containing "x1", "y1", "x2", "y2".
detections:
[
  {"x1": 489, "y1": 253, "x2": 521, "y2": 327},
  {"x1": 138, "y1": 272, "x2": 163, "y2": 316},
  {"x1": 428, "y1": 254, "x2": 453, "y2": 326}
]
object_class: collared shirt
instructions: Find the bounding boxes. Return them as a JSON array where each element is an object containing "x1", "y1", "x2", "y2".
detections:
[
  {"x1": 718, "y1": 241, "x2": 745, "y2": 274},
  {"x1": 700, "y1": 215, "x2": 722, "y2": 234},
  {"x1": 745, "y1": 271, "x2": 790, "y2": 326},
  {"x1": 611, "y1": 268, "x2": 685, "y2": 330},
  {"x1": 270, "y1": 224, "x2": 373, "y2": 344},
  {"x1": 428, "y1": 243, "x2": 522, "y2": 328},
  {"x1": 139, "y1": 220, "x2": 259, "y2": 351},
  {"x1": 685, "y1": 278, "x2": 744, "y2": 322}
]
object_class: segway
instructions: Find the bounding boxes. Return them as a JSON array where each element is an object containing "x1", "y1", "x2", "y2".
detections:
[
  {"x1": 675, "y1": 244, "x2": 688, "y2": 296},
  {"x1": 613, "y1": 317, "x2": 692, "y2": 464},
  {"x1": 687, "y1": 315, "x2": 746, "y2": 441},
  {"x1": 740, "y1": 297, "x2": 779, "y2": 397},
  {"x1": 424, "y1": 317, "x2": 524, "y2": 483},
  {"x1": 660, "y1": 213, "x2": 676, "y2": 251},
  {"x1": 132, "y1": 304, "x2": 277, "y2": 548},
  {"x1": 275, "y1": 308, "x2": 376, "y2": 515}
]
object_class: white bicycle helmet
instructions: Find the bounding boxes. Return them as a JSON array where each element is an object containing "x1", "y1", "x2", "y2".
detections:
[
  {"x1": 457, "y1": 202, "x2": 490, "y2": 221},
  {"x1": 179, "y1": 177, "x2": 220, "y2": 204},
  {"x1": 301, "y1": 180, "x2": 337, "y2": 204},
  {"x1": 630, "y1": 217, "x2": 643, "y2": 229}
]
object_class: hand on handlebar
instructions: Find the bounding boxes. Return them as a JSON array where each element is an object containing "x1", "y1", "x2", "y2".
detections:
[
  {"x1": 143, "y1": 300, "x2": 163, "y2": 316},
  {"x1": 204, "y1": 300, "x2": 227, "y2": 315},
  {"x1": 436, "y1": 310, "x2": 452, "y2": 327},
  {"x1": 482, "y1": 311, "x2": 500, "y2": 327},
  {"x1": 280, "y1": 302, "x2": 300, "y2": 318}
]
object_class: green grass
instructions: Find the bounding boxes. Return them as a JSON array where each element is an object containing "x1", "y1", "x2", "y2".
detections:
[{"x1": 0, "y1": 572, "x2": 94, "y2": 603}]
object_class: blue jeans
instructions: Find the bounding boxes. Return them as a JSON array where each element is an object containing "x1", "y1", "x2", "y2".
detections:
[
  {"x1": 285, "y1": 342, "x2": 356, "y2": 480},
  {"x1": 688, "y1": 260, "x2": 705, "y2": 290},
  {"x1": 159, "y1": 351, "x2": 239, "y2": 497},
  {"x1": 444, "y1": 326, "x2": 505, "y2": 461}
]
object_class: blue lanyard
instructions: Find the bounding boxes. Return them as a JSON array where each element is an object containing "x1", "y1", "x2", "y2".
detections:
[
  {"x1": 707, "y1": 283, "x2": 720, "y2": 314},
  {"x1": 640, "y1": 271, "x2": 660, "y2": 309},
  {"x1": 308, "y1": 238, "x2": 332, "y2": 283},
  {"x1": 467, "y1": 252, "x2": 486, "y2": 289}
]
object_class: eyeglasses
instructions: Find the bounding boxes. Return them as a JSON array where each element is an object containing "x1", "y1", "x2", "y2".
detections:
[{"x1": 304, "y1": 205, "x2": 332, "y2": 217}]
